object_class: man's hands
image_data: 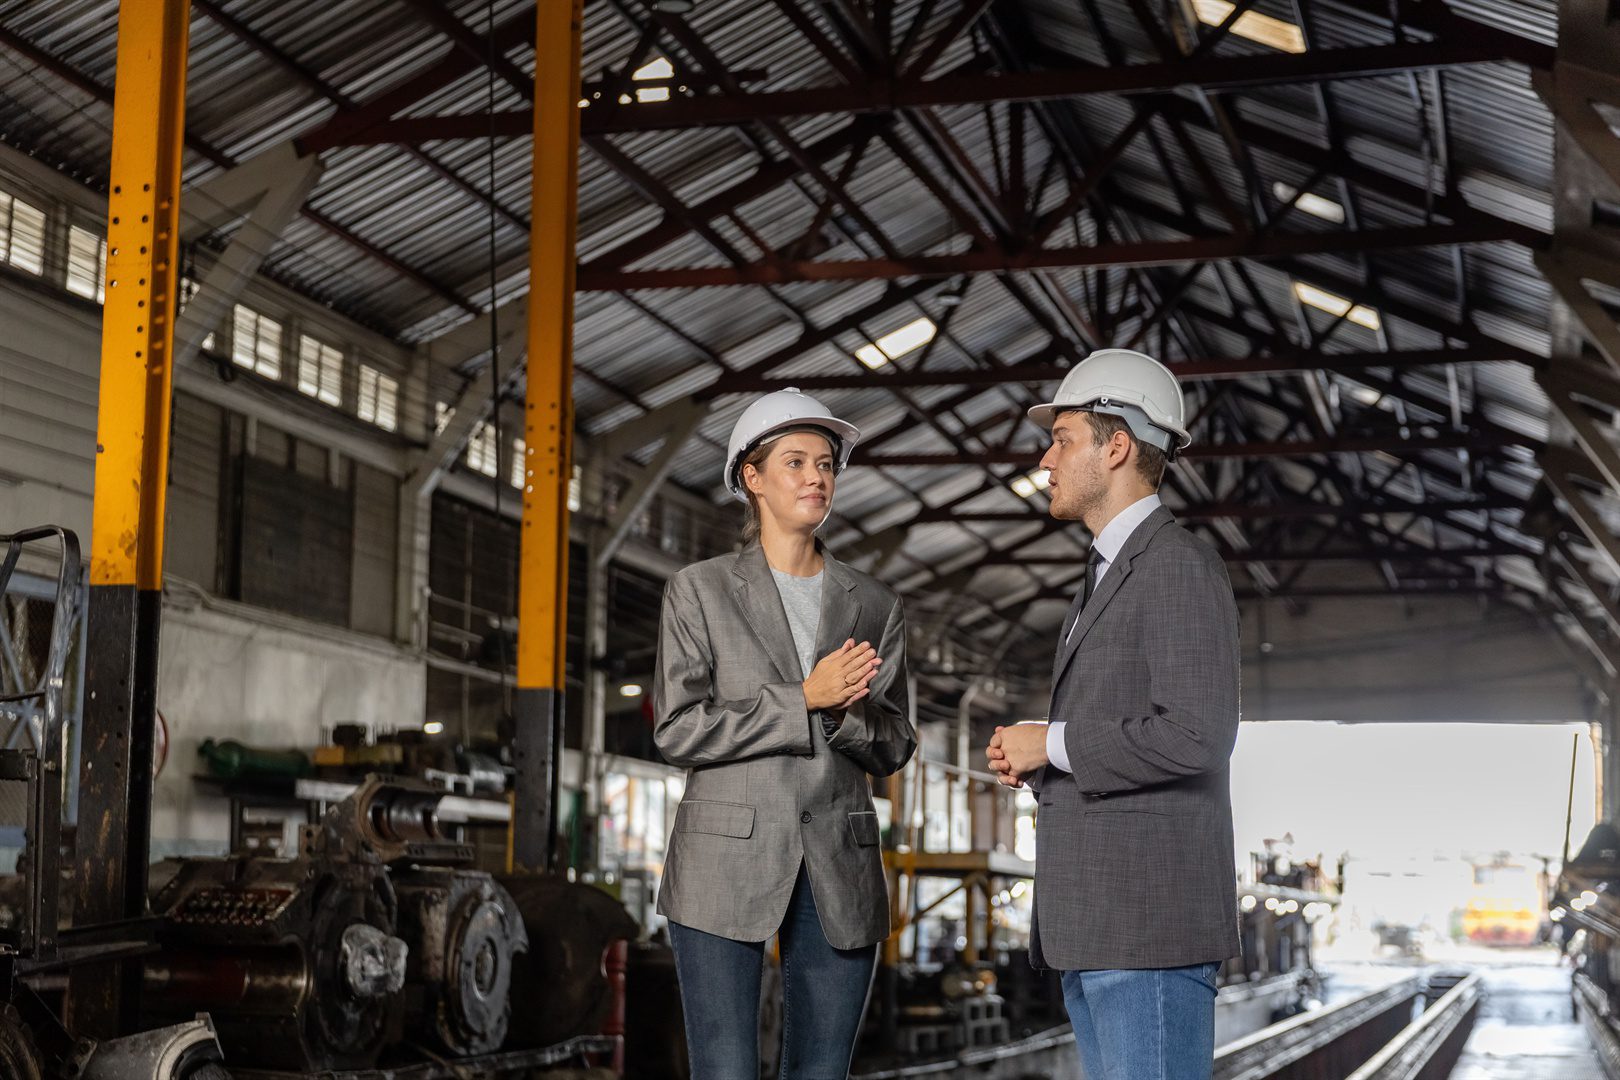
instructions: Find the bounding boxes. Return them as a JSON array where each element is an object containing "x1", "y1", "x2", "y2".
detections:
[
  {"x1": 804, "y1": 638, "x2": 882, "y2": 712},
  {"x1": 985, "y1": 723, "x2": 1051, "y2": 788}
]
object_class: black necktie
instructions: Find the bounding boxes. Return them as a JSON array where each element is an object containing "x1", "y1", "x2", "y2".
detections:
[
  {"x1": 1061, "y1": 547, "x2": 1103, "y2": 644},
  {"x1": 1081, "y1": 546, "x2": 1101, "y2": 610}
]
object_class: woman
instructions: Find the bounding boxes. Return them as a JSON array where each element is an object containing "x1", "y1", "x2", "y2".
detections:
[{"x1": 654, "y1": 387, "x2": 916, "y2": 1079}]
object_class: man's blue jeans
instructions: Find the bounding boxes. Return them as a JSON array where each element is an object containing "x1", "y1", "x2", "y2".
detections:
[
  {"x1": 668, "y1": 867, "x2": 877, "y2": 1079},
  {"x1": 1060, "y1": 963, "x2": 1220, "y2": 1080}
]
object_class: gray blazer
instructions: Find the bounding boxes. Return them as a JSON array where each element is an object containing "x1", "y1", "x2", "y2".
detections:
[
  {"x1": 653, "y1": 542, "x2": 916, "y2": 948},
  {"x1": 1031, "y1": 506, "x2": 1242, "y2": 971}
]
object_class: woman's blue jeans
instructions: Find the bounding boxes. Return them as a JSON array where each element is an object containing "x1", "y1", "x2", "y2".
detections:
[{"x1": 668, "y1": 866, "x2": 877, "y2": 1079}]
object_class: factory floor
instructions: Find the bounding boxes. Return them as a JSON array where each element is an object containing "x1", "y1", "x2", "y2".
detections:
[
  {"x1": 1322, "y1": 947, "x2": 1606, "y2": 1079},
  {"x1": 1451, "y1": 958, "x2": 1604, "y2": 1080}
]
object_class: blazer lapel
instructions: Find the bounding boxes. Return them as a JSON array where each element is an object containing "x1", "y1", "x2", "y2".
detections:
[
  {"x1": 731, "y1": 543, "x2": 806, "y2": 684},
  {"x1": 1051, "y1": 507, "x2": 1174, "y2": 690},
  {"x1": 816, "y1": 554, "x2": 862, "y2": 662}
]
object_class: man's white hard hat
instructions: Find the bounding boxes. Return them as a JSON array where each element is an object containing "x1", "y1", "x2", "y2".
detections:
[
  {"x1": 723, "y1": 388, "x2": 861, "y2": 503},
  {"x1": 1026, "y1": 348, "x2": 1191, "y2": 456}
]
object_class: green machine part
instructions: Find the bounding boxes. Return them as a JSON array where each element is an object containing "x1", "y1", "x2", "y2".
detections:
[{"x1": 198, "y1": 739, "x2": 312, "y2": 780}]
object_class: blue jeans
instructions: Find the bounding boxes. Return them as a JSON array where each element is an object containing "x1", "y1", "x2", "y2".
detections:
[
  {"x1": 1060, "y1": 963, "x2": 1220, "y2": 1080},
  {"x1": 669, "y1": 867, "x2": 877, "y2": 1079}
]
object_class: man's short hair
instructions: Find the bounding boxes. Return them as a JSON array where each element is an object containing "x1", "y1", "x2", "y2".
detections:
[{"x1": 1063, "y1": 409, "x2": 1167, "y2": 488}]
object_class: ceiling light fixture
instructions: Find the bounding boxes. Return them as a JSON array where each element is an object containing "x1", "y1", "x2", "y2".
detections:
[
  {"x1": 855, "y1": 316, "x2": 937, "y2": 369},
  {"x1": 1192, "y1": 0, "x2": 1306, "y2": 53},
  {"x1": 1293, "y1": 281, "x2": 1381, "y2": 332},
  {"x1": 633, "y1": 57, "x2": 675, "y2": 81},
  {"x1": 1011, "y1": 470, "x2": 1051, "y2": 499},
  {"x1": 1272, "y1": 182, "x2": 1346, "y2": 224}
]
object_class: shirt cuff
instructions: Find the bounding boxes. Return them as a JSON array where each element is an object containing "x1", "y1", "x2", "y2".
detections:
[{"x1": 1045, "y1": 721, "x2": 1071, "y2": 773}]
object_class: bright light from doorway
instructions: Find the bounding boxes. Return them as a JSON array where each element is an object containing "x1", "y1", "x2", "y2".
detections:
[
  {"x1": 1193, "y1": 1, "x2": 1306, "y2": 53},
  {"x1": 1011, "y1": 470, "x2": 1051, "y2": 499},
  {"x1": 856, "y1": 317, "x2": 937, "y2": 369},
  {"x1": 423, "y1": 721, "x2": 445, "y2": 735},
  {"x1": 1293, "y1": 281, "x2": 1381, "y2": 332},
  {"x1": 1272, "y1": 182, "x2": 1346, "y2": 224}
]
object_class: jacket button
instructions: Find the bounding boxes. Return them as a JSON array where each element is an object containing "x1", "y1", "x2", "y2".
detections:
[{"x1": 800, "y1": 811, "x2": 812, "y2": 824}]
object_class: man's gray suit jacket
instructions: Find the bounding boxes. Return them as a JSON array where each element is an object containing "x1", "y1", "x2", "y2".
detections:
[
  {"x1": 653, "y1": 541, "x2": 916, "y2": 948},
  {"x1": 1032, "y1": 505, "x2": 1242, "y2": 971}
]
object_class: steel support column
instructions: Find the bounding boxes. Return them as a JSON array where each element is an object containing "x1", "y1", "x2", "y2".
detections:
[
  {"x1": 65, "y1": 0, "x2": 190, "y2": 1040},
  {"x1": 511, "y1": 0, "x2": 582, "y2": 873}
]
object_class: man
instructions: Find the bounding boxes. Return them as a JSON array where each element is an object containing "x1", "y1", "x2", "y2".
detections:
[{"x1": 985, "y1": 348, "x2": 1240, "y2": 1080}]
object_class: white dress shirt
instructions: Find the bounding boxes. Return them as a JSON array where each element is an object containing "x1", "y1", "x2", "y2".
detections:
[{"x1": 1044, "y1": 493, "x2": 1162, "y2": 774}]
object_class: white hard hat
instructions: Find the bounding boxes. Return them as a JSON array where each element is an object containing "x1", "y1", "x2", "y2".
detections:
[
  {"x1": 1026, "y1": 348, "x2": 1191, "y2": 457},
  {"x1": 724, "y1": 388, "x2": 860, "y2": 503}
]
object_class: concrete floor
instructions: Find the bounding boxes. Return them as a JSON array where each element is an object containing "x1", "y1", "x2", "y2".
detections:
[
  {"x1": 1451, "y1": 955, "x2": 1604, "y2": 1080},
  {"x1": 1323, "y1": 948, "x2": 1607, "y2": 1079}
]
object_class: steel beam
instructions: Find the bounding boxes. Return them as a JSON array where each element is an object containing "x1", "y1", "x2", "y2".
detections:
[
  {"x1": 575, "y1": 221, "x2": 1522, "y2": 290},
  {"x1": 66, "y1": 0, "x2": 190, "y2": 1041},
  {"x1": 512, "y1": 0, "x2": 582, "y2": 874},
  {"x1": 330, "y1": 39, "x2": 1550, "y2": 144},
  {"x1": 173, "y1": 144, "x2": 322, "y2": 368},
  {"x1": 855, "y1": 431, "x2": 1527, "y2": 468},
  {"x1": 969, "y1": 542, "x2": 1523, "y2": 568},
  {"x1": 394, "y1": 309, "x2": 528, "y2": 644},
  {"x1": 1543, "y1": 445, "x2": 1620, "y2": 584},
  {"x1": 718, "y1": 347, "x2": 1521, "y2": 392},
  {"x1": 594, "y1": 399, "x2": 708, "y2": 570},
  {"x1": 911, "y1": 494, "x2": 1521, "y2": 524}
]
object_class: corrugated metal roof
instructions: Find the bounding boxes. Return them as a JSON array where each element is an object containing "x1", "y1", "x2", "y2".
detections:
[{"x1": 0, "y1": 0, "x2": 1587, "y2": 676}]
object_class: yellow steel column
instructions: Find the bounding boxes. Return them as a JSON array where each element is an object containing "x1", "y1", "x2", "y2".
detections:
[
  {"x1": 66, "y1": 0, "x2": 191, "y2": 1038},
  {"x1": 512, "y1": 0, "x2": 583, "y2": 871}
]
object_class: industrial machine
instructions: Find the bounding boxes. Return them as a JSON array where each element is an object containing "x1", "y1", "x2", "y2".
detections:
[
  {"x1": 1554, "y1": 820, "x2": 1620, "y2": 1062},
  {"x1": 0, "y1": 526, "x2": 229, "y2": 1079},
  {"x1": 144, "y1": 776, "x2": 530, "y2": 1070}
]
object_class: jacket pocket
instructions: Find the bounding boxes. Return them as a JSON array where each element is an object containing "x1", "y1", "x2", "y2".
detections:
[
  {"x1": 848, "y1": 810, "x2": 880, "y2": 847},
  {"x1": 675, "y1": 799, "x2": 756, "y2": 838}
]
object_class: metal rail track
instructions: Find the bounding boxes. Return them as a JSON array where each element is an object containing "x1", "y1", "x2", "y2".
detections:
[
  {"x1": 1575, "y1": 972, "x2": 1620, "y2": 1080},
  {"x1": 855, "y1": 969, "x2": 1494, "y2": 1080},
  {"x1": 1344, "y1": 972, "x2": 1482, "y2": 1080},
  {"x1": 1215, "y1": 975, "x2": 1424, "y2": 1080}
]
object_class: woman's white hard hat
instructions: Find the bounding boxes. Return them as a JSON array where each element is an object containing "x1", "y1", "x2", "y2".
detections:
[
  {"x1": 1026, "y1": 348, "x2": 1191, "y2": 456},
  {"x1": 723, "y1": 388, "x2": 861, "y2": 503}
]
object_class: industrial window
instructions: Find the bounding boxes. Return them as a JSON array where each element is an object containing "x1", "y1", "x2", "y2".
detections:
[
  {"x1": 296, "y1": 333, "x2": 344, "y2": 406},
  {"x1": 0, "y1": 191, "x2": 47, "y2": 275},
  {"x1": 357, "y1": 364, "x2": 398, "y2": 431},
  {"x1": 510, "y1": 437, "x2": 526, "y2": 488},
  {"x1": 466, "y1": 422, "x2": 499, "y2": 477},
  {"x1": 65, "y1": 225, "x2": 106, "y2": 302},
  {"x1": 232, "y1": 304, "x2": 283, "y2": 378}
]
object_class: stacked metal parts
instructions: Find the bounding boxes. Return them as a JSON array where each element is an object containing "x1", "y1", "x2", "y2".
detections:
[
  {"x1": 1554, "y1": 822, "x2": 1620, "y2": 1068},
  {"x1": 142, "y1": 777, "x2": 530, "y2": 1071}
]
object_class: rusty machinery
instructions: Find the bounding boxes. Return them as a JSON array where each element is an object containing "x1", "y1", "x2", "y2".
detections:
[
  {"x1": 144, "y1": 776, "x2": 634, "y2": 1072},
  {"x1": 0, "y1": 527, "x2": 229, "y2": 1079}
]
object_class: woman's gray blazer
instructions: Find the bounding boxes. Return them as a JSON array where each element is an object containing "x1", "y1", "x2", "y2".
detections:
[{"x1": 653, "y1": 542, "x2": 916, "y2": 948}]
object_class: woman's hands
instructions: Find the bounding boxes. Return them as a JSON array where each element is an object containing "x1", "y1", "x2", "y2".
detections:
[{"x1": 803, "y1": 638, "x2": 882, "y2": 711}]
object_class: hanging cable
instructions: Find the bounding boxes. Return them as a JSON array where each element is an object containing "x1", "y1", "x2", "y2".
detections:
[{"x1": 486, "y1": 0, "x2": 513, "y2": 723}]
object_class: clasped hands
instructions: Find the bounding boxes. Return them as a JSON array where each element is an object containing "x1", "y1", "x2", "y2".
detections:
[
  {"x1": 985, "y1": 723, "x2": 1050, "y2": 789},
  {"x1": 803, "y1": 638, "x2": 883, "y2": 714}
]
